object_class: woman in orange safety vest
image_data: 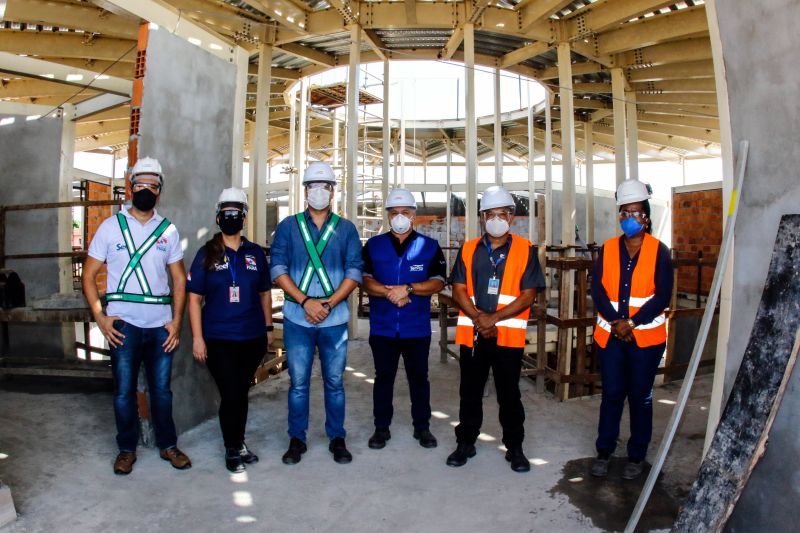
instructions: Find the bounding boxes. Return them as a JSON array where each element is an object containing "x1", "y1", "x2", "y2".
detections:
[{"x1": 590, "y1": 180, "x2": 673, "y2": 481}]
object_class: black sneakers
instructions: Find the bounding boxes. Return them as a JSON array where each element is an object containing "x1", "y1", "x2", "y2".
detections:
[
  {"x1": 282, "y1": 437, "x2": 307, "y2": 465},
  {"x1": 504, "y1": 446, "x2": 531, "y2": 473},
  {"x1": 329, "y1": 437, "x2": 353, "y2": 464},
  {"x1": 368, "y1": 428, "x2": 391, "y2": 449}
]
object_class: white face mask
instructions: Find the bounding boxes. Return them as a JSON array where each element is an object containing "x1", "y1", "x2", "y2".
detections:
[
  {"x1": 485, "y1": 216, "x2": 510, "y2": 238},
  {"x1": 390, "y1": 214, "x2": 412, "y2": 234},
  {"x1": 307, "y1": 187, "x2": 331, "y2": 210}
]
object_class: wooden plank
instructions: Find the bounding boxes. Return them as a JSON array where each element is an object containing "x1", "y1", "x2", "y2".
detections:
[{"x1": 673, "y1": 214, "x2": 800, "y2": 532}]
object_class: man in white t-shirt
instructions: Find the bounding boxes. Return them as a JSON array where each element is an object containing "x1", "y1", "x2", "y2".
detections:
[{"x1": 82, "y1": 157, "x2": 191, "y2": 475}]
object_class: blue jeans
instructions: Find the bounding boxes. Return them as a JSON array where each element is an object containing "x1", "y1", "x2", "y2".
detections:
[
  {"x1": 595, "y1": 337, "x2": 666, "y2": 461},
  {"x1": 283, "y1": 319, "x2": 348, "y2": 441},
  {"x1": 110, "y1": 320, "x2": 178, "y2": 452}
]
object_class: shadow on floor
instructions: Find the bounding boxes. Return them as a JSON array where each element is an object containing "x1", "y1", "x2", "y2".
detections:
[{"x1": 549, "y1": 457, "x2": 686, "y2": 532}]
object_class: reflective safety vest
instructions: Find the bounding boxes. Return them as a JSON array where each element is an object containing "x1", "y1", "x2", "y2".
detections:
[
  {"x1": 285, "y1": 212, "x2": 340, "y2": 303},
  {"x1": 455, "y1": 234, "x2": 531, "y2": 349},
  {"x1": 105, "y1": 212, "x2": 173, "y2": 305},
  {"x1": 593, "y1": 233, "x2": 667, "y2": 348}
]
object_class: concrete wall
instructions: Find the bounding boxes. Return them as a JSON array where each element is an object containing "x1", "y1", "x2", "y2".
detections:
[
  {"x1": 0, "y1": 113, "x2": 67, "y2": 357},
  {"x1": 713, "y1": 1, "x2": 800, "y2": 530},
  {"x1": 137, "y1": 28, "x2": 237, "y2": 434}
]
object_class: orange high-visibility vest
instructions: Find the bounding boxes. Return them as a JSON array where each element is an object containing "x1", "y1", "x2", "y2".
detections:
[
  {"x1": 455, "y1": 234, "x2": 531, "y2": 348},
  {"x1": 593, "y1": 233, "x2": 667, "y2": 348}
]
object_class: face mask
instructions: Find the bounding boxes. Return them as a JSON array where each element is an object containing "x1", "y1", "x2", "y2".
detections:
[
  {"x1": 307, "y1": 187, "x2": 331, "y2": 210},
  {"x1": 132, "y1": 188, "x2": 157, "y2": 212},
  {"x1": 390, "y1": 214, "x2": 412, "y2": 234},
  {"x1": 620, "y1": 217, "x2": 645, "y2": 238},
  {"x1": 218, "y1": 214, "x2": 244, "y2": 236},
  {"x1": 485, "y1": 216, "x2": 510, "y2": 238}
]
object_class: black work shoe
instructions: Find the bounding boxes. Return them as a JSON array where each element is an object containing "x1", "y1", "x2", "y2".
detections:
[
  {"x1": 590, "y1": 453, "x2": 611, "y2": 478},
  {"x1": 622, "y1": 460, "x2": 644, "y2": 480},
  {"x1": 281, "y1": 437, "x2": 307, "y2": 465},
  {"x1": 446, "y1": 443, "x2": 476, "y2": 467},
  {"x1": 368, "y1": 428, "x2": 391, "y2": 449},
  {"x1": 505, "y1": 446, "x2": 531, "y2": 473},
  {"x1": 329, "y1": 437, "x2": 353, "y2": 464},
  {"x1": 238, "y1": 442, "x2": 259, "y2": 464},
  {"x1": 413, "y1": 428, "x2": 438, "y2": 449},
  {"x1": 225, "y1": 448, "x2": 246, "y2": 473}
]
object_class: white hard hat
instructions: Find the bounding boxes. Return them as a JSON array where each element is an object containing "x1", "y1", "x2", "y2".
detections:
[
  {"x1": 216, "y1": 187, "x2": 249, "y2": 214},
  {"x1": 385, "y1": 188, "x2": 416, "y2": 209},
  {"x1": 615, "y1": 179, "x2": 652, "y2": 206},
  {"x1": 302, "y1": 161, "x2": 336, "y2": 184},
  {"x1": 131, "y1": 157, "x2": 163, "y2": 185},
  {"x1": 480, "y1": 186, "x2": 515, "y2": 211}
]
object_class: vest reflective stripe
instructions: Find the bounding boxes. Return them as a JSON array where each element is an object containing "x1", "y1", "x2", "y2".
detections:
[
  {"x1": 455, "y1": 234, "x2": 531, "y2": 349},
  {"x1": 292, "y1": 212, "x2": 340, "y2": 298},
  {"x1": 593, "y1": 233, "x2": 667, "y2": 348},
  {"x1": 106, "y1": 213, "x2": 173, "y2": 305}
]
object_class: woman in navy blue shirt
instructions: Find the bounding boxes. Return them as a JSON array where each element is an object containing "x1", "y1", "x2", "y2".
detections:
[{"x1": 187, "y1": 188, "x2": 274, "y2": 473}]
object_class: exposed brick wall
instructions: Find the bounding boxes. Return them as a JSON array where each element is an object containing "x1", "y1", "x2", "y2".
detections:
[
  {"x1": 672, "y1": 186, "x2": 722, "y2": 295},
  {"x1": 85, "y1": 181, "x2": 112, "y2": 293}
]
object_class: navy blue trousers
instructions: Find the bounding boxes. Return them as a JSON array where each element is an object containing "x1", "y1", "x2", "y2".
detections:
[
  {"x1": 369, "y1": 334, "x2": 432, "y2": 431},
  {"x1": 595, "y1": 336, "x2": 666, "y2": 461}
]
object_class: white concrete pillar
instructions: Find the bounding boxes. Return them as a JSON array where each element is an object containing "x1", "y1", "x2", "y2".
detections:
[
  {"x1": 544, "y1": 90, "x2": 554, "y2": 246},
  {"x1": 231, "y1": 46, "x2": 249, "y2": 188},
  {"x1": 584, "y1": 120, "x2": 595, "y2": 244},
  {"x1": 295, "y1": 76, "x2": 308, "y2": 214},
  {"x1": 527, "y1": 103, "x2": 535, "y2": 241},
  {"x1": 446, "y1": 143, "x2": 452, "y2": 258},
  {"x1": 60, "y1": 104, "x2": 76, "y2": 354},
  {"x1": 346, "y1": 24, "x2": 362, "y2": 338},
  {"x1": 250, "y1": 43, "x2": 272, "y2": 245},
  {"x1": 399, "y1": 116, "x2": 406, "y2": 188},
  {"x1": 558, "y1": 42, "x2": 576, "y2": 249},
  {"x1": 288, "y1": 91, "x2": 297, "y2": 212},
  {"x1": 611, "y1": 67, "x2": 627, "y2": 186},
  {"x1": 332, "y1": 112, "x2": 340, "y2": 214},
  {"x1": 494, "y1": 68, "x2": 503, "y2": 185},
  {"x1": 381, "y1": 59, "x2": 391, "y2": 230},
  {"x1": 625, "y1": 89, "x2": 639, "y2": 181},
  {"x1": 464, "y1": 22, "x2": 479, "y2": 240}
]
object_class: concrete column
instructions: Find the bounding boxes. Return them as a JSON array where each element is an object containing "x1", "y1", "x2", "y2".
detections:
[
  {"x1": 464, "y1": 22, "x2": 479, "y2": 240},
  {"x1": 558, "y1": 42, "x2": 576, "y2": 249},
  {"x1": 58, "y1": 105, "x2": 76, "y2": 294},
  {"x1": 584, "y1": 120, "x2": 595, "y2": 244},
  {"x1": 295, "y1": 76, "x2": 308, "y2": 213},
  {"x1": 625, "y1": 89, "x2": 639, "y2": 181},
  {"x1": 231, "y1": 46, "x2": 249, "y2": 188},
  {"x1": 381, "y1": 59, "x2": 391, "y2": 230},
  {"x1": 288, "y1": 91, "x2": 297, "y2": 212},
  {"x1": 446, "y1": 143, "x2": 452, "y2": 258},
  {"x1": 544, "y1": 90, "x2": 553, "y2": 246},
  {"x1": 494, "y1": 68, "x2": 503, "y2": 185},
  {"x1": 332, "y1": 112, "x2": 340, "y2": 214},
  {"x1": 399, "y1": 116, "x2": 406, "y2": 187},
  {"x1": 345, "y1": 24, "x2": 361, "y2": 338},
  {"x1": 611, "y1": 67, "x2": 627, "y2": 186},
  {"x1": 527, "y1": 102, "x2": 535, "y2": 241},
  {"x1": 250, "y1": 43, "x2": 272, "y2": 246}
]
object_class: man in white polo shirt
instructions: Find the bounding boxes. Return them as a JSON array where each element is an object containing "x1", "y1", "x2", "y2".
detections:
[{"x1": 82, "y1": 157, "x2": 191, "y2": 475}]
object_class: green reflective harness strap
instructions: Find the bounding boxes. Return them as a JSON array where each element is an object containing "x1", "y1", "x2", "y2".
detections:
[
  {"x1": 292, "y1": 212, "x2": 340, "y2": 299},
  {"x1": 106, "y1": 293, "x2": 172, "y2": 304},
  {"x1": 107, "y1": 213, "x2": 173, "y2": 305}
]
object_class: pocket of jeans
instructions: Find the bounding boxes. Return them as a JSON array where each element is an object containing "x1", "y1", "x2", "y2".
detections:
[{"x1": 113, "y1": 319, "x2": 126, "y2": 330}]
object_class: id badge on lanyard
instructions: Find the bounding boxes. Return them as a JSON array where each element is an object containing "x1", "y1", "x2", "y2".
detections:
[
  {"x1": 485, "y1": 239, "x2": 506, "y2": 297},
  {"x1": 488, "y1": 276, "x2": 500, "y2": 295},
  {"x1": 229, "y1": 285, "x2": 240, "y2": 303},
  {"x1": 226, "y1": 252, "x2": 240, "y2": 303}
]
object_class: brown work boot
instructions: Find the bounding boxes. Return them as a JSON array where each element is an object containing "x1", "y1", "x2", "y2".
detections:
[
  {"x1": 159, "y1": 446, "x2": 192, "y2": 470},
  {"x1": 113, "y1": 451, "x2": 137, "y2": 475}
]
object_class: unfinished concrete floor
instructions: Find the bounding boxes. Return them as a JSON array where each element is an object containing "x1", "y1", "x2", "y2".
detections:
[{"x1": 0, "y1": 322, "x2": 711, "y2": 532}]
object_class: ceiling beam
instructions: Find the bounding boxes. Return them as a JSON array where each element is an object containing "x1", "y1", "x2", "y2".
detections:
[
  {"x1": 0, "y1": 79, "x2": 99, "y2": 99},
  {"x1": 238, "y1": 0, "x2": 308, "y2": 33},
  {"x1": 632, "y1": 78, "x2": 717, "y2": 93},
  {"x1": 635, "y1": 120, "x2": 720, "y2": 143},
  {"x1": 564, "y1": 0, "x2": 677, "y2": 37},
  {"x1": 635, "y1": 102, "x2": 718, "y2": 117},
  {"x1": 596, "y1": 6, "x2": 709, "y2": 55},
  {"x1": 0, "y1": 52, "x2": 132, "y2": 96},
  {"x1": 75, "y1": 130, "x2": 129, "y2": 152},
  {"x1": 439, "y1": 26, "x2": 464, "y2": 60},
  {"x1": 248, "y1": 63, "x2": 300, "y2": 80},
  {"x1": 0, "y1": 31, "x2": 137, "y2": 62},
  {"x1": 71, "y1": 93, "x2": 130, "y2": 120},
  {"x1": 635, "y1": 93, "x2": 717, "y2": 106},
  {"x1": 362, "y1": 28, "x2": 388, "y2": 61},
  {"x1": 615, "y1": 37, "x2": 712, "y2": 68},
  {"x1": 636, "y1": 112, "x2": 718, "y2": 130},
  {"x1": 539, "y1": 61, "x2": 605, "y2": 80},
  {"x1": 499, "y1": 41, "x2": 552, "y2": 69},
  {"x1": 2, "y1": 0, "x2": 138, "y2": 39},
  {"x1": 37, "y1": 58, "x2": 134, "y2": 79},
  {"x1": 405, "y1": 0, "x2": 417, "y2": 25},
  {"x1": 627, "y1": 60, "x2": 715, "y2": 82},
  {"x1": 326, "y1": 0, "x2": 358, "y2": 26},
  {"x1": 277, "y1": 43, "x2": 336, "y2": 67},
  {"x1": 75, "y1": 117, "x2": 129, "y2": 137},
  {"x1": 517, "y1": 0, "x2": 573, "y2": 32}
]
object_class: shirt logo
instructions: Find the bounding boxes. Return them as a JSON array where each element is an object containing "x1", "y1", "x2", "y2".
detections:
[
  {"x1": 156, "y1": 236, "x2": 168, "y2": 252},
  {"x1": 215, "y1": 262, "x2": 229, "y2": 271},
  {"x1": 409, "y1": 264, "x2": 424, "y2": 272},
  {"x1": 115, "y1": 243, "x2": 127, "y2": 252},
  {"x1": 245, "y1": 255, "x2": 258, "y2": 271}
]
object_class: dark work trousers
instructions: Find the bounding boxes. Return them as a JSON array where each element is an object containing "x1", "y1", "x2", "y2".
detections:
[
  {"x1": 595, "y1": 336, "x2": 666, "y2": 461},
  {"x1": 455, "y1": 335, "x2": 525, "y2": 448},
  {"x1": 369, "y1": 334, "x2": 432, "y2": 431},
  {"x1": 205, "y1": 336, "x2": 268, "y2": 449}
]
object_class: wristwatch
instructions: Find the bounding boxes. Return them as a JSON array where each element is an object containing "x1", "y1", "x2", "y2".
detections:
[
  {"x1": 265, "y1": 325, "x2": 274, "y2": 332},
  {"x1": 627, "y1": 318, "x2": 636, "y2": 329},
  {"x1": 406, "y1": 285, "x2": 414, "y2": 295},
  {"x1": 321, "y1": 302, "x2": 332, "y2": 311}
]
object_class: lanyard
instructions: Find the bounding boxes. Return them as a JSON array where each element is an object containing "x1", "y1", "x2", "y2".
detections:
[
  {"x1": 225, "y1": 250, "x2": 237, "y2": 287},
  {"x1": 484, "y1": 238, "x2": 507, "y2": 276}
]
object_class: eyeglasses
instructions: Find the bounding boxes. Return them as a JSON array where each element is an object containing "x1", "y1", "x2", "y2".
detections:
[
  {"x1": 619, "y1": 210, "x2": 646, "y2": 219},
  {"x1": 219, "y1": 209, "x2": 243, "y2": 219},
  {"x1": 132, "y1": 182, "x2": 161, "y2": 192},
  {"x1": 483, "y1": 211, "x2": 512, "y2": 221},
  {"x1": 306, "y1": 182, "x2": 333, "y2": 191}
]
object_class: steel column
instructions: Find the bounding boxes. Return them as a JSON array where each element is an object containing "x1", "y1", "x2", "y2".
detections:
[
  {"x1": 464, "y1": 22, "x2": 479, "y2": 240},
  {"x1": 611, "y1": 67, "x2": 627, "y2": 186},
  {"x1": 494, "y1": 68, "x2": 503, "y2": 184},
  {"x1": 250, "y1": 44, "x2": 272, "y2": 245}
]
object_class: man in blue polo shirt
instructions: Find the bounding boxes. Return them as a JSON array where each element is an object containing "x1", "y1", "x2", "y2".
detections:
[
  {"x1": 362, "y1": 188, "x2": 447, "y2": 450},
  {"x1": 270, "y1": 161, "x2": 363, "y2": 465}
]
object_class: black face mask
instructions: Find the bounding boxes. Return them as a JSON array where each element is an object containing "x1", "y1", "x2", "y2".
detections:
[
  {"x1": 132, "y1": 189, "x2": 158, "y2": 211},
  {"x1": 218, "y1": 215, "x2": 244, "y2": 236}
]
